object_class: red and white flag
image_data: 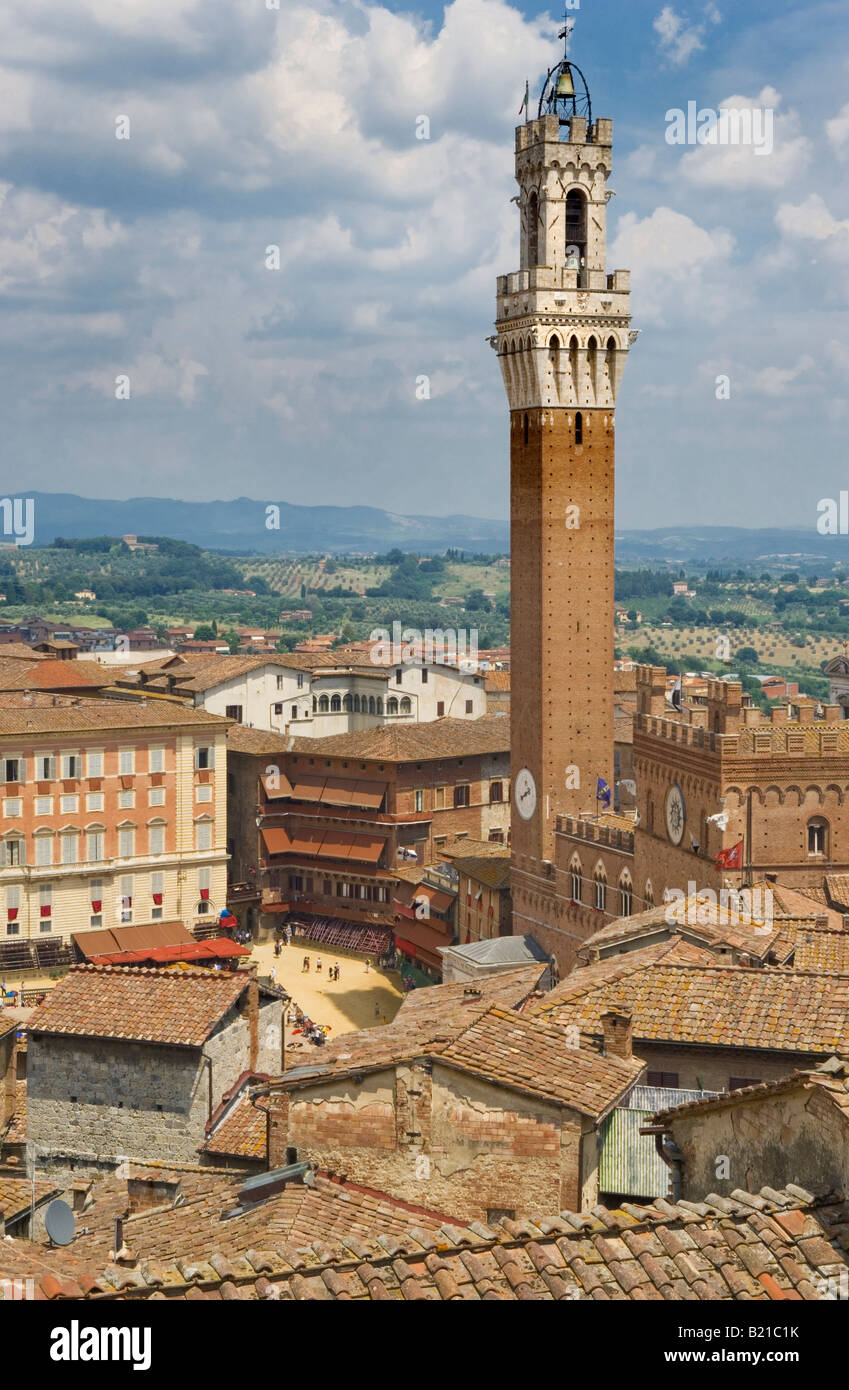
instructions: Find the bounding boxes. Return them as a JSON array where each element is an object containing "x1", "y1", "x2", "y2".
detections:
[{"x1": 715, "y1": 841, "x2": 743, "y2": 870}]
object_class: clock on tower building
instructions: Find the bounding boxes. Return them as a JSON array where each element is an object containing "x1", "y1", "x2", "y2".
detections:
[{"x1": 494, "y1": 30, "x2": 636, "y2": 947}]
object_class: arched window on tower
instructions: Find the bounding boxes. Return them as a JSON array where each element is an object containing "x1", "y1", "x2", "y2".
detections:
[
  {"x1": 569, "y1": 854, "x2": 582, "y2": 904},
  {"x1": 644, "y1": 879, "x2": 654, "y2": 908},
  {"x1": 527, "y1": 191, "x2": 539, "y2": 267},
  {"x1": 807, "y1": 817, "x2": 828, "y2": 856},
  {"x1": 565, "y1": 189, "x2": 587, "y2": 270},
  {"x1": 619, "y1": 871, "x2": 633, "y2": 917},
  {"x1": 575, "y1": 411, "x2": 583, "y2": 445},
  {"x1": 593, "y1": 863, "x2": 607, "y2": 913}
]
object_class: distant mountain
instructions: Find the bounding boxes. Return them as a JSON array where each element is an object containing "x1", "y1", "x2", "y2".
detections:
[
  {"x1": 18, "y1": 493, "x2": 508, "y2": 555},
  {"x1": 8, "y1": 497, "x2": 843, "y2": 565},
  {"x1": 614, "y1": 526, "x2": 849, "y2": 569}
]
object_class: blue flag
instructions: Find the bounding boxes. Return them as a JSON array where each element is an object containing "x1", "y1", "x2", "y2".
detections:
[{"x1": 596, "y1": 776, "x2": 611, "y2": 808}]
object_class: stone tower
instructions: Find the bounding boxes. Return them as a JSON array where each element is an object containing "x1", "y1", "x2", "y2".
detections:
[{"x1": 494, "y1": 44, "x2": 635, "y2": 937}]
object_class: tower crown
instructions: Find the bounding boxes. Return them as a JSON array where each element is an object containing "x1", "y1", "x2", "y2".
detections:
[{"x1": 493, "y1": 40, "x2": 636, "y2": 412}]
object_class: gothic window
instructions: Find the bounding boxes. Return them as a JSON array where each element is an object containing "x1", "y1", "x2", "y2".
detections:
[
  {"x1": 619, "y1": 872, "x2": 633, "y2": 917},
  {"x1": 330, "y1": 695, "x2": 341, "y2": 713},
  {"x1": 644, "y1": 879, "x2": 654, "y2": 908},
  {"x1": 593, "y1": 862, "x2": 607, "y2": 912},
  {"x1": 569, "y1": 854, "x2": 582, "y2": 903}
]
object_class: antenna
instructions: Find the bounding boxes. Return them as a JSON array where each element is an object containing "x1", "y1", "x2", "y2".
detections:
[{"x1": 44, "y1": 1198, "x2": 75, "y2": 1247}]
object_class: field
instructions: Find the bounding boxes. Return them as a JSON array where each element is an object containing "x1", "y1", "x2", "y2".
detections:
[{"x1": 635, "y1": 624, "x2": 839, "y2": 669}]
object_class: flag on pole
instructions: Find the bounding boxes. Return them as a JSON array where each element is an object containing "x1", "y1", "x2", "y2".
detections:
[
  {"x1": 596, "y1": 776, "x2": 611, "y2": 809},
  {"x1": 519, "y1": 79, "x2": 529, "y2": 118},
  {"x1": 667, "y1": 675, "x2": 682, "y2": 711},
  {"x1": 715, "y1": 841, "x2": 743, "y2": 870}
]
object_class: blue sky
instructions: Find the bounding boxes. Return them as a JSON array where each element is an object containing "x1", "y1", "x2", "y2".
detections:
[{"x1": 1, "y1": 0, "x2": 848, "y2": 529}]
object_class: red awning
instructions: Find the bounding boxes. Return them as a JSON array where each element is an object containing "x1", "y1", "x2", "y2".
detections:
[
  {"x1": 261, "y1": 826, "x2": 294, "y2": 855},
  {"x1": 87, "y1": 939, "x2": 250, "y2": 966}
]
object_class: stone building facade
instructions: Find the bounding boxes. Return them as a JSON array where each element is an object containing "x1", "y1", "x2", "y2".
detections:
[{"x1": 26, "y1": 965, "x2": 283, "y2": 1183}]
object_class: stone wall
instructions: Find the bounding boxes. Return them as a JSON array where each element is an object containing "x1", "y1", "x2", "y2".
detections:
[
  {"x1": 669, "y1": 1085, "x2": 848, "y2": 1200},
  {"x1": 269, "y1": 1060, "x2": 595, "y2": 1222},
  {"x1": 27, "y1": 994, "x2": 282, "y2": 1178}
]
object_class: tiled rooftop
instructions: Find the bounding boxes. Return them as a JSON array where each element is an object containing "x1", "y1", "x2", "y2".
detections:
[
  {"x1": 0, "y1": 692, "x2": 228, "y2": 735},
  {"x1": 284, "y1": 715, "x2": 510, "y2": 762},
  {"x1": 3, "y1": 1183, "x2": 847, "y2": 1301},
  {"x1": 26, "y1": 965, "x2": 253, "y2": 1048},
  {"x1": 533, "y1": 944, "x2": 849, "y2": 1056},
  {"x1": 653, "y1": 1056, "x2": 849, "y2": 1126}
]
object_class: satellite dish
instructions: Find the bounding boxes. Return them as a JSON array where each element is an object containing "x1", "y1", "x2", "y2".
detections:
[{"x1": 44, "y1": 1199, "x2": 75, "y2": 1247}]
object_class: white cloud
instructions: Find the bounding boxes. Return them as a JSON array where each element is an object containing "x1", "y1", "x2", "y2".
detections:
[
  {"x1": 776, "y1": 194, "x2": 849, "y2": 252},
  {"x1": 826, "y1": 102, "x2": 849, "y2": 160},
  {"x1": 653, "y1": 4, "x2": 720, "y2": 67},
  {"x1": 678, "y1": 89, "x2": 810, "y2": 190},
  {"x1": 610, "y1": 206, "x2": 736, "y2": 323}
]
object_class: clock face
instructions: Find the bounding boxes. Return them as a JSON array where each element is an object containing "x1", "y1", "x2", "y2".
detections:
[
  {"x1": 666, "y1": 784, "x2": 686, "y2": 845},
  {"x1": 514, "y1": 767, "x2": 537, "y2": 821}
]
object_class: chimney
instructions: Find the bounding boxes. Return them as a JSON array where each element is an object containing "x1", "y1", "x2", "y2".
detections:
[
  {"x1": 70, "y1": 1179, "x2": 92, "y2": 1213},
  {"x1": 600, "y1": 1008, "x2": 633, "y2": 1060}
]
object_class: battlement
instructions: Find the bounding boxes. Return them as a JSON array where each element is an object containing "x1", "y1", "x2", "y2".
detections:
[
  {"x1": 556, "y1": 814, "x2": 635, "y2": 854},
  {"x1": 515, "y1": 114, "x2": 613, "y2": 152},
  {"x1": 636, "y1": 708, "x2": 849, "y2": 760}
]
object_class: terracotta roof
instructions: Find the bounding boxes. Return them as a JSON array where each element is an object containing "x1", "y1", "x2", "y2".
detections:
[
  {"x1": 790, "y1": 930, "x2": 849, "y2": 974},
  {"x1": 485, "y1": 670, "x2": 510, "y2": 691},
  {"x1": 754, "y1": 880, "x2": 846, "y2": 931},
  {"x1": 0, "y1": 1175, "x2": 59, "y2": 1223},
  {"x1": 0, "y1": 643, "x2": 45, "y2": 660},
  {"x1": 533, "y1": 947, "x2": 849, "y2": 1056},
  {"x1": 437, "y1": 1008, "x2": 643, "y2": 1118},
  {"x1": 284, "y1": 715, "x2": 510, "y2": 762},
  {"x1": 825, "y1": 874, "x2": 849, "y2": 911},
  {"x1": 0, "y1": 692, "x2": 228, "y2": 735},
  {"x1": 580, "y1": 893, "x2": 785, "y2": 959},
  {"x1": 26, "y1": 965, "x2": 253, "y2": 1048},
  {"x1": 439, "y1": 837, "x2": 513, "y2": 860},
  {"x1": 226, "y1": 725, "x2": 291, "y2": 756},
  {"x1": 0, "y1": 658, "x2": 112, "y2": 691},
  {"x1": 202, "y1": 1087, "x2": 269, "y2": 1162},
  {"x1": 6, "y1": 1184, "x2": 849, "y2": 1301},
  {"x1": 450, "y1": 855, "x2": 511, "y2": 890}
]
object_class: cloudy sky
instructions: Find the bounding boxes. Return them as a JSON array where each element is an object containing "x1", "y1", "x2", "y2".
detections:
[{"x1": 1, "y1": 0, "x2": 847, "y2": 528}]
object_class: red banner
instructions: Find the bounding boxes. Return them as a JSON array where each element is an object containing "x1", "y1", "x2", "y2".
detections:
[{"x1": 715, "y1": 841, "x2": 743, "y2": 870}]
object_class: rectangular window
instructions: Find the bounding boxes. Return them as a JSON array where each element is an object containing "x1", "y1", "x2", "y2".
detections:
[
  {"x1": 290, "y1": 705, "x2": 297, "y2": 719},
  {"x1": 61, "y1": 753, "x2": 82, "y2": 780},
  {"x1": 119, "y1": 749, "x2": 135, "y2": 776},
  {"x1": 414, "y1": 789, "x2": 424, "y2": 813},
  {"x1": 296, "y1": 674, "x2": 304, "y2": 689},
  {"x1": 148, "y1": 787, "x2": 165, "y2": 807},
  {"x1": 323, "y1": 878, "x2": 332, "y2": 895},
  {"x1": 39, "y1": 919, "x2": 52, "y2": 934},
  {"x1": 86, "y1": 792, "x2": 104, "y2": 812},
  {"x1": 6, "y1": 920, "x2": 19, "y2": 936},
  {"x1": 118, "y1": 789, "x2": 135, "y2": 810},
  {"x1": 465, "y1": 700, "x2": 473, "y2": 714},
  {"x1": 149, "y1": 747, "x2": 165, "y2": 774},
  {"x1": 729, "y1": 1077, "x2": 762, "y2": 1091},
  {"x1": 195, "y1": 746, "x2": 215, "y2": 771},
  {"x1": 149, "y1": 823, "x2": 165, "y2": 855},
  {"x1": 86, "y1": 750, "x2": 104, "y2": 778},
  {"x1": 121, "y1": 875, "x2": 133, "y2": 923},
  {"x1": 151, "y1": 870, "x2": 164, "y2": 918},
  {"x1": 118, "y1": 827, "x2": 135, "y2": 858},
  {"x1": 225, "y1": 705, "x2": 243, "y2": 722},
  {"x1": 60, "y1": 795, "x2": 79, "y2": 814},
  {"x1": 195, "y1": 784, "x2": 212, "y2": 803},
  {"x1": 646, "y1": 1071, "x2": 680, "y2": 1089},
  {"x1": 2, "y1": 799, "x2": 21, "y2": 817},
  {"x1": 34, "y1": 796, "x2": 53, "y2": 816},
  {"x1": 196, "y1": 821, "x2": 213, "y2": 852},
  {"x1": 60, "y1": 832, "x2": 79, "y2": 865},
  {"x1": 454, "y1": 784, "x2": 470, "y2": 808},
  {"x1": 86, "y1": 830, "x2": 104, "y2": 862},
  {"x1": 3, "y1": 839, "x2": 24, "y2": 867},
  {"x1": 277, "y1": 674, "x2": 284, "y2": 690},
  {"x1": 421, "y1": 669, "x2": 428, "y2": 683},
  {"x1": 2, "y1": 757, "x2": 23, "y2": 784},
  {"x1": 436, "y1": 701, "x2": 445, "y2": 717},
  {"x1": 39, "y1": 883, "x2": 52, "y2": 909},
  {"x1": 489, "y1": 781, "x2": 503, "y2": 803},
  {"x1": 35, "y1": 835, "x2": 53, "y2": 866},
  {"x1": 89, "y1": 914, "x2": 102, "y2": 929},
  {"x1": 35, "y1": 754, "x2": 57, "y2": 780}
]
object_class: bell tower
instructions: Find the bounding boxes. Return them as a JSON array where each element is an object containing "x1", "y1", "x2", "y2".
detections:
[{"x1": 494, "y1": 32, "x2": 635, "y2": 937}]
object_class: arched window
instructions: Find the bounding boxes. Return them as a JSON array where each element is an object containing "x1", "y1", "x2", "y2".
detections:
[
  {"x1": 527, "y1": 191, "x2": 539, "y2": 267},
  {"x1": 644, "y1": 879, "x2": 654, "y2": 908},
  {"x1": 343, "y1": 693, "x2": 353, "y2": 712},
  {"x1": 619, "y1": 872, "x2": 633, "y2": 917},
  {"x1": 353, "y1": 694, "x2": 360, "y2": 712},
  {"x1": 575, "y1": 410, "x2": 583, "y2": 445},
  {"x1": 375, "y1": 697, "x2": 383, "y2": 715},
  {"x1": 400, "y1": 696, "x2": 412, "y2": 714},
  {"x1": 569, "y1": 854, "x2": 582, "y2": 904},
  {"x1": 807, "y1": 817, "x2": 828, "y2": 856},
  {"x1": 312, "y1": 695, "x2": 317, "y2": 712},
  {"x1": 387, "y1": 697, "x2": 398, "y2": 715},
  {"x1": 330, "y1": 694, "x2": 341, "y2": 713},
  {"x1": 318, "y1": 695, "x2": 329, "y2": 713},
  {"x1": 368, "y1": 696, "x2": 376, "y2": 715},
  {"x1": 564, "y1": 189, "x2": 586, "y2": 259},
  {"x1": 593, "y1": 862, "x2": 607, "y2": 912}
]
